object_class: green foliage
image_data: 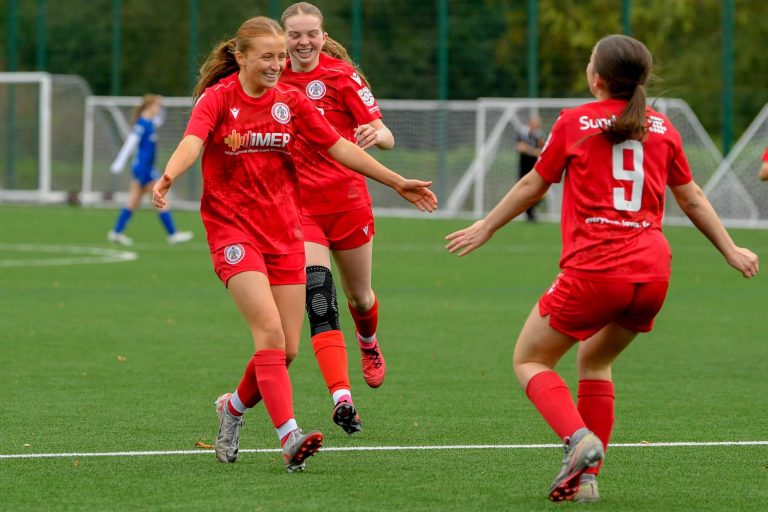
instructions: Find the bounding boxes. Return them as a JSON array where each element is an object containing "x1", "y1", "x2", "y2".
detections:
[{"x1": 1, "y1": 1, "x2": 767, "y2": 147}]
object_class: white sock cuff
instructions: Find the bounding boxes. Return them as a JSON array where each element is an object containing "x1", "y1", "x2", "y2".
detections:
[
  {"x1": 357, "y1": 332, "x2": 377, "y2": 345},
  {"x1": 276, "y1": 419, "x2": 299, "y2": 441},
  {"x1": 230, "y1": 390, "x2": 247, "y2": 414},
  {"x1": 332, "y1": 389, "x2": 352, "y2": 404}
]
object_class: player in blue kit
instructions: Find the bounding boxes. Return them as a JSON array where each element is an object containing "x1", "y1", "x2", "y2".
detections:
[{"x1": 108, "y1": 94, "x2": 193, "y2": 246}]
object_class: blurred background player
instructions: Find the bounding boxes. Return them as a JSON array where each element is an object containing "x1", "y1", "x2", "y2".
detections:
[
  {"x1": 515, "y1": 115, "x2": 546, "y2": 221},
  {"x1": 278, "y1": 2, "x2": 394, "y2": 434},
  {"x1": 152, "y1": 17, "x2": 436, "y2": 471},
  {"x1": 446, "y1": 34, "x2": 758, "y2": 503},
  {"x1": 108, "y1": 94, "x2": 193, "y2": 246},
  {"x1": 759, "y1": 146, "x2": 768, "y2": 180}
]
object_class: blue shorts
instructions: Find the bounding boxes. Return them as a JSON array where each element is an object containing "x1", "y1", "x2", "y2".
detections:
[{"x1": 132, "y1": 166, "x2": 160, "y2": 187}]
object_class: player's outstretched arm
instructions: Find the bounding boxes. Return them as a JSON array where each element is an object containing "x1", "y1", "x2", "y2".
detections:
[
  {"x1": 327, "y1": 137, "x2": 436, "y2": 212},
  {"x1": 152, "y1": 135, "x2": 204, "y2": 209},
  {"x1": 445, "y1": 170, "x2": 550, "y2": 257},
  {"x1": 671, "y1": 181, "x2": 758, "y2": 278}
]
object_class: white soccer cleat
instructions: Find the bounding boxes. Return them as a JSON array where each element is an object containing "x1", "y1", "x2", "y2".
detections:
[
  {"x1": 107, "y1": 231, "x2": 134, "y2": 246},
  {"x1": 168, "y1": 231, "x2": 193, "y2": 244}
]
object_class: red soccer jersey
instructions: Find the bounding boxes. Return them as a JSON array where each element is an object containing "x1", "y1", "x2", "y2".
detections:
[
  {"x1": 535, "y1": 98, "x2": 693, "y2": 282},
  {"x1": 762, "y1": 147, "x2": 768, "y2": 162},
  {"x1": 184, "y1": 73, "x2": 341, "y2": 254},
  {"x1": 280, "y1": 53, "x2": 383, "y2": 215}
]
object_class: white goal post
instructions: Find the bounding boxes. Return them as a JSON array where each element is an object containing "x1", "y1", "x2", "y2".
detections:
[
  {"x1": 0, "y1": 72, "x2": 53, "y2": 201},
  {"x1": 80, "y1": 93, "x2": 756, "y2": 227}
]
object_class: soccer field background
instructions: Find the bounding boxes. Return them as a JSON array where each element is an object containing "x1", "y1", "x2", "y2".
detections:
[{"x1": 1, "y1": 205, "x2": 766, "y2": 511}]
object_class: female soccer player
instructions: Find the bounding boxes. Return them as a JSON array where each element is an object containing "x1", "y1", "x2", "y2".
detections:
[
  {"x1": 107, "y1": 94, "x2": 193, "y2": 246},
  {"x1": 446, "y1": 34, "x2": 758, "y2": 502},
  {"x1": 152, "y1": 16, "x2": 436, "y2": 473},
  {"x1": 277, "y1": 1, "x2": 394, "y2": 435}
]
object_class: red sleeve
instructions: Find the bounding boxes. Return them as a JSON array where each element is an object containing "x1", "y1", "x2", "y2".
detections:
[
  {"x1": 339, "y1": 75, "x2": 382, "y2": 124},
  {"x1": 184, "y1": 91, "x2": 220, "y2": 141},
  {"x1": 667, "y1": 127, "x2": 694, "y2": 186},
  {"x1": 294, "y1": 94, "x2": 342, "y2": 150},
  {"x1": 534, "y1": 112, "x2": 568, "y2": 184},
  {"x1": 762, "y1": 147, "x2": 768, "y2": 162}
]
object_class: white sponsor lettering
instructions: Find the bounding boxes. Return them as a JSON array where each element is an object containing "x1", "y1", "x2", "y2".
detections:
[
  {"x1": 579, "y1": 115, "x2": 616, "y2": 131},
  {"x1": 585, "y1": 216, "x2": 651, "y2": 228}
]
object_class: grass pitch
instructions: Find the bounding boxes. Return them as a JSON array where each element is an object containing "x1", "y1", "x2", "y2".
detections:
[{"x1": 1, "y1": 204, "x2": 766, "y2": 511}]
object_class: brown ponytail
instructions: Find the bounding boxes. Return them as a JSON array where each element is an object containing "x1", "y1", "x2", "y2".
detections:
[
  {"x1": 592, "y1": 35, "x2": 653, "y2": 144},
  {"x1": 322, "y1": 37, "x2": 370, "y2": 88}
]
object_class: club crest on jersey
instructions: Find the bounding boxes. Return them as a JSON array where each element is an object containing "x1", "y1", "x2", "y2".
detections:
[
  {"x1": 306, "y1": 80, "x2": 326, "y2": 100},
  {"x1": 271, "y1": 102, "x2": 291, "y2": 124},
  {"x1": 230, "y1": 107, "x2": 240, "y2": 119},
  {"x1": 224, "y1": 244, "x2": 245, "y2": 265},
  {"x1": 357, "y1": 87, "x2": 375, "y2": 107}
]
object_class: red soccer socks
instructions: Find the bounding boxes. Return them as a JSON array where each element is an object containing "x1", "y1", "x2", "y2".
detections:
[
  {"x1": 311, "y1": 330, "x2": 351, "y2": 396},
  {"x1": 526, "y1": 370, "x2": 587, "y2": 441},
  {"x1": 577, "y1": 379, "x2": 615, "y2": 475},
  {"x1": 254, "y1": 349, "x2": 294, "y2": 429}
]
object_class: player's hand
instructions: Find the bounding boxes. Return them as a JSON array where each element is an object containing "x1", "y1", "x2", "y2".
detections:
[
  {"x1": 152, "y1": 174, "x2": 173, "y2": 209},
  {"x1": 355, "y1": 124, "x2": 380, "y2": 150},
  {"x1": 395, "y1": 179, "x2": 437, "y2": 212},
  {"x1": 445, "y1": 220, "x2": 494, "y2": 257},
  {"x1": 725, "y1": 246, "x2": 759, "y2": 278}
]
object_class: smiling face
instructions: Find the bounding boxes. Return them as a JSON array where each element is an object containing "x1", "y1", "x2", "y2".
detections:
[
  {"x1": 236, "y1": 35, "x2": 287, "y2": 97},
  {"x1": 283, "y1": 13, "x2": 326, "y2": 72}
]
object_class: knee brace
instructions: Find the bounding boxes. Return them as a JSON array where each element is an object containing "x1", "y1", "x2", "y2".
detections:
[{"x1": 305, "y1": 266, "x2": 340, "y2": 337}]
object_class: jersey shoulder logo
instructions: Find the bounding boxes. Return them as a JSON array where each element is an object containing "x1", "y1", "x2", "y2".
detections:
[
  {"x1": 306, "y1": 80, "x2": 326, "y2": 100},
  {"x1": 350, "y1": 73, "x2": 363, "y2": 86},
  {"x1": 271, "y1": 102, "x2": 291, "y2": 124},
  {"x1": 224, "y1": 244, "x2": 245, "y2": 265},
  {"x1": 230, "y1": 107, "x2": 240, "y2": 119},
  {"x1": 357, "y1": 87, "x2": 375, "y2": 107}
]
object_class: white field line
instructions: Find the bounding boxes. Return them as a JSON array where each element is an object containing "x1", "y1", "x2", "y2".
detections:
[
  {"x1": 2, "y1": 440, "x2": 767, "y2": 460},
  {"x1": 0, "y1": 244, "x2": 137, "y2": 267}
]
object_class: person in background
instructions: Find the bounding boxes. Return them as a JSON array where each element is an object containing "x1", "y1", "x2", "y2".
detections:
[
  {"x1": 758, "y1": 147, "x2": 768, "y2": 180},
  {"x1": 446, "y1": 34, "x2": 757, "y2": 503},
  {"x1": 108, "y1": 94, "x2": 193, "y2": 246},
  {"x1": 152, "y1": 17, "x2": 436, "y2": 472},
  {"x1": 278, "y1": 1, "x2": 393, "y2": 436},
  {"x1": 515, "y1": 115, "x2": 546, "y2": 222}
]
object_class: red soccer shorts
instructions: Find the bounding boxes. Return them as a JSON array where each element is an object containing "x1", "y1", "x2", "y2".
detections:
[
  {"x1": 538, "y1": 272, "x2": 669, "y2": 340},
  {"x1": 212, "y1": 242, "x2": 306, "y2": 286},
  {"x1": 301, "y1": 206, "x2": 375, "y2": 251}
]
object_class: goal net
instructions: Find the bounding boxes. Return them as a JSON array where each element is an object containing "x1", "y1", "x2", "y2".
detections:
[
  {"x1": 82, "y1": 96, "x2": 198, "y2": 206},
  {"x1": 80, "y1": 95, "x2": 734, "y2": 225},
  {"x1": 702, "y1": 102, "x2": 768, "y2": 227},
  {"x1": 0, "y1": 72, "x2": 91, "y2": 202},
  {"x1": 439, "y1": 97, "x2": 724, "y2": 224}
]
